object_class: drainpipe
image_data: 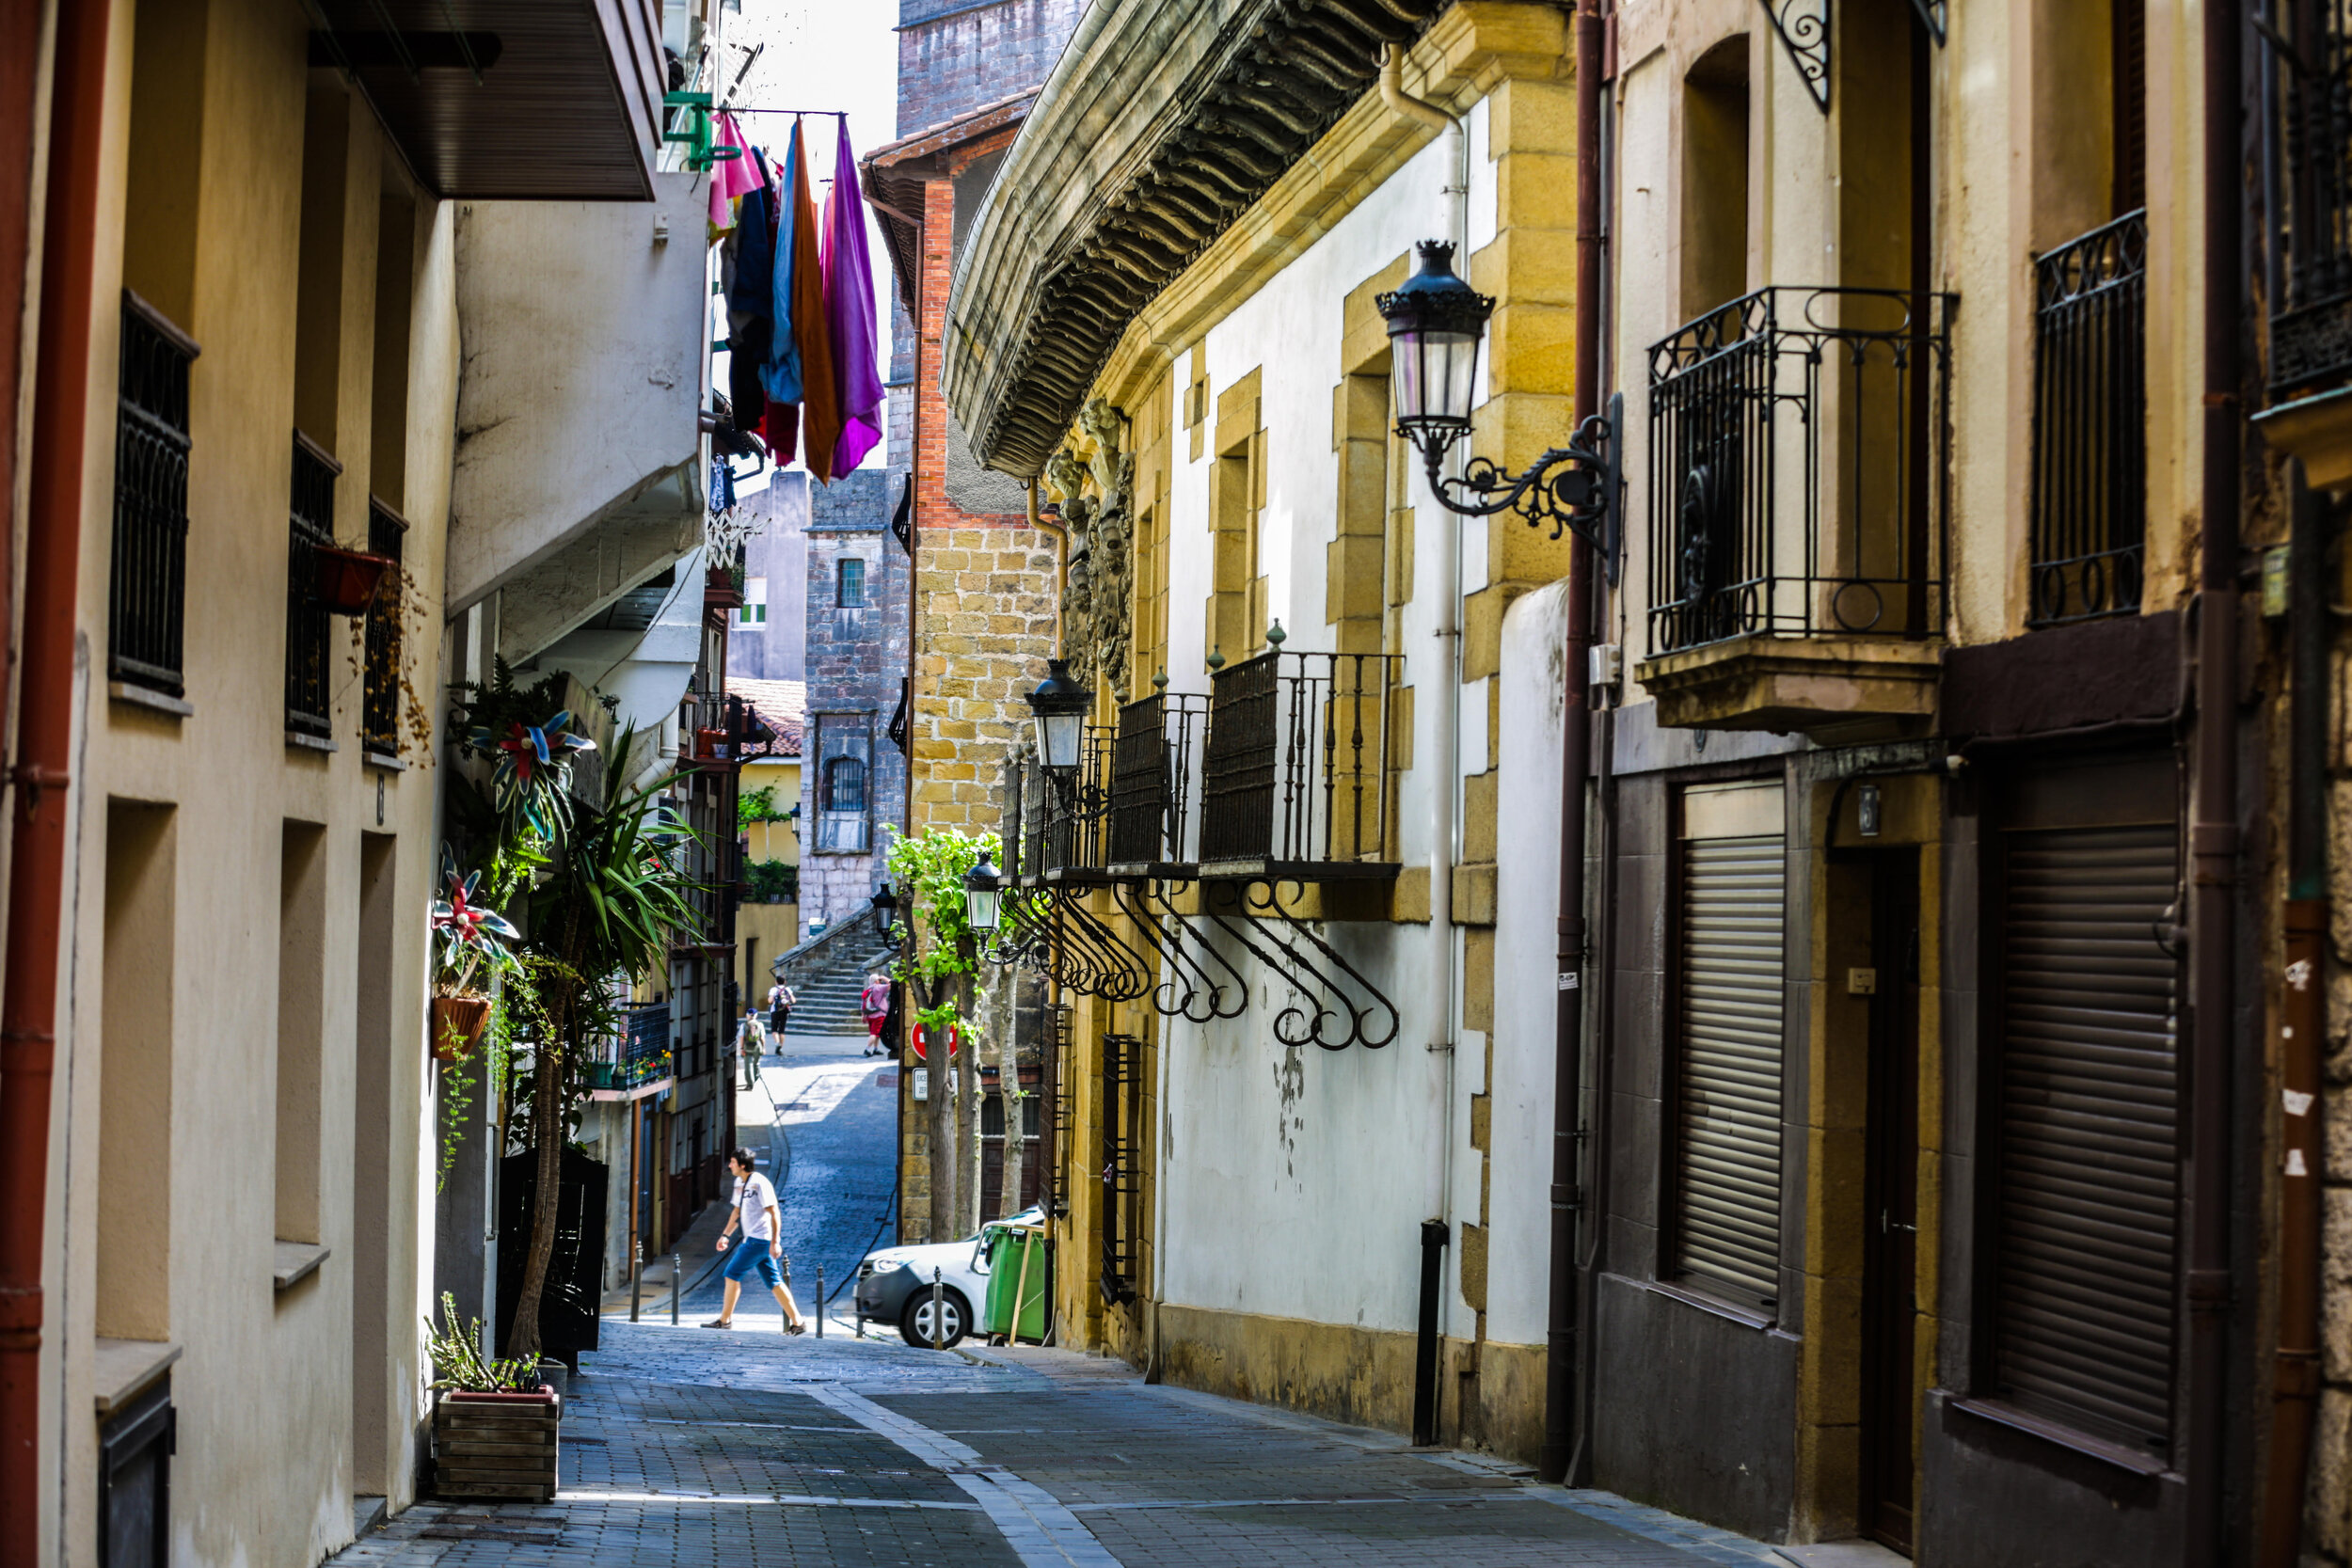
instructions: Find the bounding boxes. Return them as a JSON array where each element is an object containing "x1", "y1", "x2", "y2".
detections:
[
  {"x1": 1540, "y1": 0, "x2": 1605, "y2": 1487},
  {"x1": 2185, "y1": 0, "x2": 2242, "y2": 1557},
  {"x1": 1380, "y1": 39, "x2": 1468, "y2": 1449},
  {"x1": 1, "y1": 0, "x2": 111, "y2": 1550},
  {"x1": 2256, "y1": 467, "x2": 2328, "y2": 1567}
]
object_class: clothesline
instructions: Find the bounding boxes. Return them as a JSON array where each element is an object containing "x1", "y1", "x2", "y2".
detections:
[{"x1": 724, "y1": 106, "x2": 852, "y2": 118}]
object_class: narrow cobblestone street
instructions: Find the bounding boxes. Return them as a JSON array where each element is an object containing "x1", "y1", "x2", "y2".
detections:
[{"x1": 337, "y1": 1318, "x2": 1794, "y2": 1568}]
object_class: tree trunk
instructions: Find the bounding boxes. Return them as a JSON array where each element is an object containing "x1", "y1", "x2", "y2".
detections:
[
  {"x1": 920, "y1": 974, "x2": 957, "y2": 1243},
  {"x1": 505, "y1": 1039, "x2": 564, "y2": 1361},
  {"x1": 997, "y1": 994, "x2": 1025, "y2": 1219},
  {"x1": 958, "y1": 974, "x2": 980, "y2": 1237}
]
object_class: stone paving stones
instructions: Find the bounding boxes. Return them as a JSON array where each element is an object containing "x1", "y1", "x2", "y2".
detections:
[{"x1": 328, "y1": 1320, "x2": 1785, "y2": 1567}]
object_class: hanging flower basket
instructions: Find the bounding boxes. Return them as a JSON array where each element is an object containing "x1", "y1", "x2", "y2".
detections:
[
  {"x1": 314, "y1": 545, "x2": 395, "y2": 615},
  {"x1": 432, "y1": 995, "x2": 493, "y2": 1062}
]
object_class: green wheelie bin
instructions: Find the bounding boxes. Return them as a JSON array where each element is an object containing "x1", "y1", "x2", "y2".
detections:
[{"x1": 979, "y1": 1223, "x2": 1049, "y2": 1343}]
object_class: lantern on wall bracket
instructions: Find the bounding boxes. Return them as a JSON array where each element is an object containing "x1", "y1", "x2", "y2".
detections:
[
  {"x1": 1025, "y1": 658, "x2": 1090, "y2": 773},
  {"x1": 871, "y1": 878, "x2": 903, "y2": 949},
  {"x1": 1375, "y1": 240, "x2": 1623, "y2": 583},
  {"x1": 963, "y1": 855, "x2": 1003, "y2": 934}
]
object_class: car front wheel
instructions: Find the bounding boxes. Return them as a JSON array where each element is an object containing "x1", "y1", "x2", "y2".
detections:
[{"x1": 900, "y1": 1286, "x2": 969, "y2": 1349}]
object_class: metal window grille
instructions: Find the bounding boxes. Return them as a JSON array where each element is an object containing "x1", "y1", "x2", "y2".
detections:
[
  {"x1": 837, "y1": 558, "x2": 866, "y2": 607},
  {"x1": 824, "y1": 755, "x2": 867, "y2": 813},
  {"x1": 285, "y1": 433, "x2": 339, "y2": 739},
  {"x1": 1199, "y1": 651, "x2": 1400, "y2": 869},
  {"x1": 1099, "y1": 1031, "x2": 1140, "y2": 1304},
  {"x1": 1671, "y1": 832, "x2": 1788, "y2": 1307},
  {"x1": 1109, "y1": 693, "x2": 1208, "y2": 870},
  {"x1": 1047, "y1": 1002, "x2": 1073, "y2": 1217},
  {"x1": 362, "y1": 499, "x2": 406, "y2": 753},
  {"x1": 2272, "y1": 0, "x2": 2352, "y2": 392},
  {"x1": 1992, "y1": 822, "x2": 2179, "y2": 1454},
  {"x1": 2028, "y1": 211, "x2": 2147, "y2": 626},
  {"x1": 1646, "y1": 287, "x2": 1951, "y2": 656},
  {"x1": 110, "y1": 294, "x2": 198, "y2": 697},
  {"x1": 99, "y1": 1377, "x2": 173, "y2": 1568}
]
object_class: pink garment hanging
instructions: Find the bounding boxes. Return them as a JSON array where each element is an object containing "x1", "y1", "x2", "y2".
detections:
[
  {"x1": 707, "y1": 112, "x2": 766, "y2": 233},
  {"x1": 819, "y1": 120, "x2": 883, "y2": 476}
]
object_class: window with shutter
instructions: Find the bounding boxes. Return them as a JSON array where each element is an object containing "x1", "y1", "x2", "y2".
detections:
[
  {"x1": 1671, "y1": 784, "x2": 1788, "y2": 1307},
  {"x1": 1992, "y1": 819, "x2": 2179, "y2": 1454}
]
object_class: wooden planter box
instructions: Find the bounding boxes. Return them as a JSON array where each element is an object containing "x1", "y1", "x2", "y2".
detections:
[{"x1": 433, "y1": 1387, "x2": 559, "y2": 1501}]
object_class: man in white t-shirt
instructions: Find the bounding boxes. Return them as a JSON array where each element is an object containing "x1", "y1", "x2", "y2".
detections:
[{"x1": 704, "y1": 1147, "x2": 806, "y2": 1332}]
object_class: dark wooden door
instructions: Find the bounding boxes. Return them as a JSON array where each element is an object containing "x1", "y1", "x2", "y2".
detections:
[{"x1": 1862, "y1": 851, "x2": 1921, "y2": 1555}]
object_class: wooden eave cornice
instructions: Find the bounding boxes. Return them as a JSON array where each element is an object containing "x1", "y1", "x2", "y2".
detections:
[
  {"x1": 862, "y1": 92, "x2": 1039, "y2": 317},
  {"x1": 941, "y1": 0, "x2": 1455, "y2": 479}
]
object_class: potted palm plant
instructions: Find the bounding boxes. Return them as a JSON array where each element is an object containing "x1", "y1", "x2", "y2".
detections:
[
  {"x1": 425, "y1": 1292, "x2": 560, "y2": 1501},
  {"x1": 430, "y1": 851, "x2": 520, "y2": 1062}
]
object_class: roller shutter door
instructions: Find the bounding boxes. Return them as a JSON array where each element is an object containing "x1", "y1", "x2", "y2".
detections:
[
  {"x1": 1994, "y1": 822, "x2": 2178, "y2": 1453},
  {"x1": 1674, "y1": 831, "x2": 1788, "y2": 1305}
]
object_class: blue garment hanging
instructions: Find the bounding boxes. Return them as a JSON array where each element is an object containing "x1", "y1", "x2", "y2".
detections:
[{"x1": 759, "y1": 124, "x2": 805, "y2": 406}]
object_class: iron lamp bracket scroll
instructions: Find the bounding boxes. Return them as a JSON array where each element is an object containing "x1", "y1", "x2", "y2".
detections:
[{"x1": 1409, "y1": 391, "x2": 1624, "y2": 585}]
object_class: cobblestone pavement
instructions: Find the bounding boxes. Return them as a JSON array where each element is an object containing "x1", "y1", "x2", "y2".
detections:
[{"x1": 337, "y1": 1320, "x2": 1795, "y2": 1567}]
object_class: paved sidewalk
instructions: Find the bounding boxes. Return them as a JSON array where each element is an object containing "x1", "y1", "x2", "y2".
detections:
[{"x1": 336, "y1": 1319, "x2": 1796, "y2": 1567}]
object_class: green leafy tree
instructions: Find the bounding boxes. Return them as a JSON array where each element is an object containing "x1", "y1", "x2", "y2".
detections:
[{"x1": 884, "y1": 828, "x2": 996, "y2": 1240}]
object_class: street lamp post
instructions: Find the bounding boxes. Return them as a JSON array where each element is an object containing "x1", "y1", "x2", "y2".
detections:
[
  {"x1": 1375, "y1": 240, "x2": 1620, "y2": 578},
  {"x1": 1025, "y1": 658, "x2": 1090, "y2": 774},
  {"x1": 963, "y1": 856, "x2": 1002, "y2": 935}
]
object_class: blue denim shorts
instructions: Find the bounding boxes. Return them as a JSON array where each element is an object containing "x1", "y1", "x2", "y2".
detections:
[{"x1": 723, "y1": 1236, "x2": 781, "y2": 1288}]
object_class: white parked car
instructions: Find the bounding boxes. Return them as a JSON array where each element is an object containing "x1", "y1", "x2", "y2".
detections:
[{"x1": 853, "y1": 1207, "x2": 1042, "y2": 1348}]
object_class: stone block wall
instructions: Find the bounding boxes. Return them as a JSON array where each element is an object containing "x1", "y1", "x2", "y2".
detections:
[
  {"x1": 910, "y1": 525, "x2": 1058, "y2": 837},
  {"x1": 896, "y1": 0, "x2": 1085, "y2": 135},
  {"x1": 801, "y1": 469, "x2": 910, "y2": 937}
]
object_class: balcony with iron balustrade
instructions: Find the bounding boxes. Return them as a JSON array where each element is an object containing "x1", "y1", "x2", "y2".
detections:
[
  {"x1": 2253, "y1": 0, "x2": 2352, "y2": 488},
  {"x1": 1634, "y1": 287, "x2": 1951, "y2": 739},
  {"x1": 1197, "y1": 650, "x2": 1402, "y2": 885}
]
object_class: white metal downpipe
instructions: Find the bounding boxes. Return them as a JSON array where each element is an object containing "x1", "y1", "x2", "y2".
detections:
[{"x1": 1381, "y1": 41, "x2": 1469, "y2": 1430}]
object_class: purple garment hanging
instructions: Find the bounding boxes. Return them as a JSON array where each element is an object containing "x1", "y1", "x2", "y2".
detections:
[{"x1": 821, "y1": 121, "x2": 884, "y2": 476}]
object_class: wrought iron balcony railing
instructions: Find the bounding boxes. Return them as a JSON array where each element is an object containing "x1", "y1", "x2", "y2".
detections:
[
  {"x1": 111, "y1": 293, "x2": 197, "y2": 698},
  {"x1": 2030, "y1": 211, "x2": 2147, "y2": 626},
  {"x1": 1199, "y1": 650, "x2": 1401, "y2": 877},
  {"x1": 1012, "y1": 724, "x2": 1115, "y2": 884},
  {"x1": 2272, "y1": 0, "x2": 2352, "y2": 394},
  {"x1": 285, "y1": 433, "x2": 340, "y2": 740},
  {"x1": 1646, "y1": 286, "x2": 1951, "y2": 657},
  {"x1": 1107, "y1": 692, "x2": 1208, "y2": 876}
]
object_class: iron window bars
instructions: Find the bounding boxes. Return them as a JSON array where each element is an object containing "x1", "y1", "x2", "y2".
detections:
[
  {"x1": 362, "y1": 499, "x2": 407, "y2": 753},
  {"x1": 1100, "y1": 1031, "x2": 1140, "y2": 1305},
  {"x1": 2271, "y1": 0, "x2": 2352, "y2": 393},
  {"x1": 285, "y1": 432, "x2": 341, "y2": 739},
  {"x1": 1646, "y1": 286, "x2": 1952, "y2": 657},
  {"x1": 2029, "y1": 210, "x2": 2148, "y2": 626},
  {"x1": 111, "y1": 293, "x2": 199, "y2": 698},
  {"x1": 1199, "y1": 651, "x2": 1402, "y2": 877}
]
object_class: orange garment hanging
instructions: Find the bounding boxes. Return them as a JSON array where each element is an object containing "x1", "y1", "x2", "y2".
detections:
[{"x1": 787, "y1": 119, "x2": 842, "y2": 483}]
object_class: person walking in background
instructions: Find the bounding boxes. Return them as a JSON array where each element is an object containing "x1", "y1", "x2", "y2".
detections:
[
  {"x1": 706, "y1": 1148, "x2": 805, "y2": 1334},
  {"x1": 767, "y1": 977, "x2": 796, "y2": 1037},
  {"x1": 739, "y1": 1006, "x2": 768, "y2": 1091},
  {"x1": 860, "y1": 971, "x2": 891, "y2": 1057}
]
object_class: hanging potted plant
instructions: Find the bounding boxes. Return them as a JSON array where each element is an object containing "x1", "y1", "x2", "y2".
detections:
[
  {"x1": 431, "y1": 849, "x2": 520, "y2": 1062},
  {"x1": 312, "y1": 544, "x2": 395, "y2": 615},
  {"x1": 424, "y1": 1291, "x2": 561, "y2": 1501}
]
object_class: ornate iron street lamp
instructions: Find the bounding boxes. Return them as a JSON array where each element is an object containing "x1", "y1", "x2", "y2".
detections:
[
  {"x1": 1025, "y1": 657, "x2": 1089, "y2": 772},
  {"x1": 963, "y1": 855, "x2": 1003, "y2": 934},
  {"x1": 1375, "y1": 240, "x2": 1621, "y2": 579},
  {"x1": 871, "y1": 878, "x2": 902, "y2": 949}
]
